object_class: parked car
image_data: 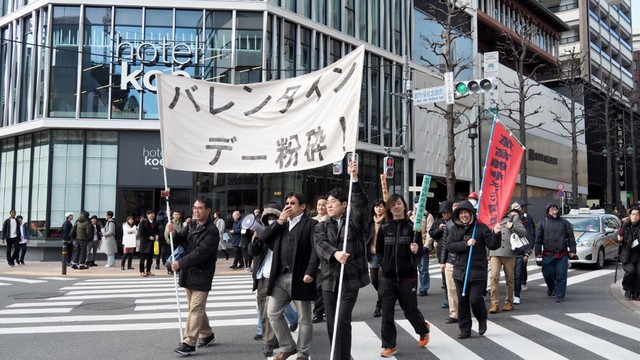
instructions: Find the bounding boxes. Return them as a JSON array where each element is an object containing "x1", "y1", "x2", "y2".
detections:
[{"x1": 536, "y1": 209, "x2": 620, "y2": 269}]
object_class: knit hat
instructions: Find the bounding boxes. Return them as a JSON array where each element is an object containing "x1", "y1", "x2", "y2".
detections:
[
  {"x1": 468, "y1": 192, "x2": 478, "y2": 200},
  {"x1": 65, "y1": 212, "x2": 74, "y2": 219},
  {"x1": 545, "y1": 203, "x2": 559, "y2": 213},
  {"x1": 261, "y1": 202, "x2": 282, "y2": 226},
  {"x1": 509, "y1": 202, "x2": 522, "y2": 214}
]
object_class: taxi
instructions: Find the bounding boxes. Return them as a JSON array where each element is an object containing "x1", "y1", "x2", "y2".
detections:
[{"x1": 563, "y1": 208, "x2": 620, "y2": 269}]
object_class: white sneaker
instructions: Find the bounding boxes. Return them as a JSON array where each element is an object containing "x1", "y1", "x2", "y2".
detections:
[
  {"x1": 522, "y1": 284, "x2": 528, "y2": 291},
  {"x1": 513, "y1": 296, "x2": 521, "y2": 305}
]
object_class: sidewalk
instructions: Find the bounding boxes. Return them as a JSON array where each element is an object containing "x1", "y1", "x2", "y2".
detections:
[{"x1": 0, "y1": 256, "x2": 249, "y2": 278}]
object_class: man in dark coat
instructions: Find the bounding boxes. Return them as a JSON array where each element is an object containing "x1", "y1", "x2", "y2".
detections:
[
  {"x1": 3, "y1": 210, "x2": 20, "y2": 267},
  {"x1": 262, "y1": 192, "x2": 319, "y2": 360},
  {"x1": 314, "y1": 161, "x2": 369, "y2": 360},
  {"x1": 168, "y1": 195, "x2": 220, "y2": 356},
  {"x1": 534, "y1": 203, "x2": 576, "y2": 303},
  {"x1": 138, "y1": 210, "x2": 158, "y2": 276}
]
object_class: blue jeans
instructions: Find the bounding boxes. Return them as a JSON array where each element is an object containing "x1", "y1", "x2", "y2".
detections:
[
  {"x1": 541, "y1": 253, "x2": 569, "y2": 299},
  {"x1": 418, "y1": 251, "x2": 430, "y2": 293}
]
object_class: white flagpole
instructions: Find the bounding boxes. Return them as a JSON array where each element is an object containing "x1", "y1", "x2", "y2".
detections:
[
  {"x1": 162, "y1": 168, "x2": 184, "y2": 342},
  {"x1": 329, "y1": 146, "x2": 357, "y2": 360}
]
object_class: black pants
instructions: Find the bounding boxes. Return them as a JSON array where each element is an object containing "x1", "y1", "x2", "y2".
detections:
[
  {"x1": 379, "y1": 277, "x2": 429, "y2": 348},
  {"x1": 232, "y1": 246, "x2": 244, "y2": 268},
  {"x1": 5, "y1": 237, "x2": 19, "y2": 265},
  {"x1": 139, "y1": 252, "x2": 153, "y2": 273},
  {"x1": 454, "y1": 278, "x2": 487, "y2": 334},
  {"x1": 323, "y1": 286, "x2": 359, "y2": 360},
  {"x1": 622, "y1": 257, "x2": 640, "y2": 291},
  {"x1": 72, "y1": 240, "x2": 88, "y2": 265},
  {"x1": 18, "y1": 243, "x2": 27, "y2": 263},
  {"x1": 314, "y1": 268, "x2": 325, "y2": 317}
]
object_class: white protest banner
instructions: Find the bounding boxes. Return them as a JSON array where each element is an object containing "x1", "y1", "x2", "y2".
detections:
[{"x1": 158, "y1": 45, "x2": 365, "y2": 173}]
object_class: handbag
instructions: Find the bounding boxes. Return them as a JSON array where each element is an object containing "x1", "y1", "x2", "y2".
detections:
[
  {"x1": 510, "y1": 233, "x2": 529, "y2": 251},
  {"x1": 222, "y1": 232, "x2": 230, "y2": 242},
  {"x1": 153, "y1": 240, "x2": 160, "y2": 255}
]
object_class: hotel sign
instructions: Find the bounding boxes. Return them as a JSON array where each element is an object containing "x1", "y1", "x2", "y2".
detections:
[{"x1": 115, "y1": 37, "x2": 204, "y2": 92}]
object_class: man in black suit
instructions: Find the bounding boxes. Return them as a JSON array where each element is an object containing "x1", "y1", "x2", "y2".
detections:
[
  {"x1": 262, "y1": 192, "x2": 319, "y2": 360},
  {"x1": 3, "y1": 210, "x2": 20, "y2": 267}
]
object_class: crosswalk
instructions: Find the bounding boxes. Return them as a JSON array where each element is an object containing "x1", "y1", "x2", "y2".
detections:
[
  {"x1": 0, "y1": 265, "x2": 639, "y2": 359},
  {"x1": 0, "y1": 275, "x2": 78, "y2": 286}
]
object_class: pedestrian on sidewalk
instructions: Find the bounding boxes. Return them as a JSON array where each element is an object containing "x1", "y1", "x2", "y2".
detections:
[
  {"x1": 61, "y1": 212, "x2": 74, "y2": 266},
  {"x1": 618, "y1": 207, "x2": 640, "y2": 301},
  {"x1": 102, "y1": 211, "x2": 117, "y2": 268},
  {"x1": 121, "y1": 216, "x2": 137, "y2": 270},
  {"x1": 16, "y1": 215, "x2": 29, "y2": 265},
  {"x1": 376, "y1": 194, "x2": 431, "y2": 357},
  {"x1": 3, "y1": 210, "x2": 20, "y2": 267},
  {"x1": 167, "y1": 195, "x2": 220, "y2": 356},
  {"x1": 366, "y1": 198, "x2": 386, "y2": 318}
]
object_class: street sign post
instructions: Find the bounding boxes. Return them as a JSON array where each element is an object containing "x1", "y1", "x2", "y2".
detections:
[
  {"x1": 413, "y1": 86, "x2": 446, "y2": 106},
  {"x1": 444, "y1": 72, "x2": 454, "y2": 105},
  {"x1": 557, "y1": 183, "x2": 565, "y2": 191}
]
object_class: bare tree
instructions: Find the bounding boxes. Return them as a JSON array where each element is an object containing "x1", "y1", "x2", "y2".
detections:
[
  {"x1": 495, "y1": 18, "x2": 546, "y2": 204},
  {"x1": 549, "y1": 47, "x2": 590, "y2": 208},
  {"x1": 414, "y1": 0, "x2": 473, "y2": 200}
]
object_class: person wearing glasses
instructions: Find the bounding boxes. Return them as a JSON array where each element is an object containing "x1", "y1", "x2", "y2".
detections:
[
  {"x1": 167, "y1": 196, "x2": 220, "y2": 356},
  {"x1": 262, "y1": 192, "x2": 319, "y2": 360}
]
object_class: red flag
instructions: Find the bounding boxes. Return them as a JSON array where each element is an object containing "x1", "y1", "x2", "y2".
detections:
[{"x1": 477, "y1": 120, "x2": 525, "y2": 228}]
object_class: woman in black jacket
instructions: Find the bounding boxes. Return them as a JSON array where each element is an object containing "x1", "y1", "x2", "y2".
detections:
[
  {"x1": 375, "y1": 194, "x2": 430, "y2": 358},
  {"x1": 366, "y1": 198, "x2": 386, "y2": 317},
  {"x1": 447, "y1": 200, "x2": 501, "y2": 339}
]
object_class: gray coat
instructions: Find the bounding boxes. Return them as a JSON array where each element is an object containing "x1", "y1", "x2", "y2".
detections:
[
  {"x1": 101, "y1": 219, "x2": 118, "y2": 256},
  {"x1": 489, "y1": 214, "x2": 527, "y2": 257}
]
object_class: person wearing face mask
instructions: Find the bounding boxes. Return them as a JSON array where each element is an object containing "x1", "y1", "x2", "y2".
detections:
[
  {"x1": 314, "y1": 161, "x2": 369, "y2": 360},
  {"x1": 248, "y1": 202, "x2": 283, "y2": 357},
  {"x1": 376, "y1": 194, "x2": 431, "y2": 357},
  {"x1": 446, "y1": 200, "x2": 502, "y2": 340}
]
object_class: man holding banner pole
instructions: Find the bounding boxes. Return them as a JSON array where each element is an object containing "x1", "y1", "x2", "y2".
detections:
[
  {"x1": 314, "y1": 161, "x2": 369, "y2": 360},
  {"x1": 167, "y1": 195, "x2": 220, "y2": 356}
]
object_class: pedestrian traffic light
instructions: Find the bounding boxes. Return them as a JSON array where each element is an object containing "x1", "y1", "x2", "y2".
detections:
[
  {"x1": 454, "y1": 78, "x2": 496, "y2": 97},
  {"x1": 384, "y1": 156, "x2": 394, "y2": 179}
]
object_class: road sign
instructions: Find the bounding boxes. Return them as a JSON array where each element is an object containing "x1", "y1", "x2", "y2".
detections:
[
  {"x1": 557, "y1": 190, "x2": 565, "y2": 198},
  {"x1": 556, "y1": 183, "x2": 565, "y2": 191},
  {"x1": 413, "y1": 86, "x2": 446, "y2": 106},
  {"x1": 444, "y1": 72, "x2": 454, "y2": 105}
]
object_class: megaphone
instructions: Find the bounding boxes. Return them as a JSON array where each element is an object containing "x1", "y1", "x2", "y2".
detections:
[{"x1": 241, "y1": 214, "x2": 265, "y2": 236}]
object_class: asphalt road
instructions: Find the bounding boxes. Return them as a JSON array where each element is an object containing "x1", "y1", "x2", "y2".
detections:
[{"x1": 0, "y1": 258, "x2": 639, "y2": 360}]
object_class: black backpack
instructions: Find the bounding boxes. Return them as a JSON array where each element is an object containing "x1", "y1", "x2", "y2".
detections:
[{"x1": 107, "y1": 219, "x2": 123, "y2": 244}]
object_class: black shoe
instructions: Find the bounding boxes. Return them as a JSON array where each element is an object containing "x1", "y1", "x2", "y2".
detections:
[
  {"x1": 445, "y1": 317, "x2": 458, "y2": 324},
  {"x1": 254, "y1": 333, "x2": 263, "y2": 340},
  {"x1": 312, "y1": 315, "x2": 324, "y2": 323},
  {"x1": 263, "y1": 345, "x2": 274, "y2": 357},
  {"x1": 71, "y1": 264, "x2": 78, "y2": 269},
  {"x1": 121, "y1": 266, "x2": 125, "y2": 270},
  {"x1": 418, "y1": 291, "x2": 428, "y2": 297},
  {"x1": 547, "y1": 289, "x2": 556, "y2": 297},
  {"x1": 373, "y1": 308, "x2": 381, "y2": 318},
  {"x1": 155, "y1": 264, "x2": 160, "y2": 270},
  {"x1": 175, "y1": 342, "x2": 196, "y2": 355},
  {"x1": 289, "y1": 322, "x2": 298, "y2": 332},
  {"x1": 457, "y1": 332, "x2": 471, "y2": 339},
  {"x1": 478, "y1": 319, "x2": 487, "y2": 335},
  {"x1": 90, "y1": 262, "x2": 98, "y2": 267},
  {"x1": 625, "y1": 290, "x2": 633, "y2": 300},
  {"x1": 197, "y1": 333, "x2": 215, "y2": 347},
  {"x1": 556, "y1": 297, "x2": 564, "y2": 303},
  {"x1": 229, "y1": 265, "x2": 237, "y2": 269},
  {"x1": 168, "y1": 269, "x2": 174, "y2": 275},
  {"x1": 634, "y1": 291, "x2": 640, "y2": 301},
  {"x1": 127, "y1": 266, "x2": 135, "y2": 270}
]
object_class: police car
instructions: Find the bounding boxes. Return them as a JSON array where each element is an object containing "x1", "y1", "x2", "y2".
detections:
[{"x1": 563, "y1": 208, "x2": 621, "y2": 269}]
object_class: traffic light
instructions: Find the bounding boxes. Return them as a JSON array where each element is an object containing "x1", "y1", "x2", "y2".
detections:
[
  {"x1": 454, "y1": 78, "x2": 496, "y2": 97},
  {"x1": 383, "y1": 156, "x2": 394, "y2": 179}
]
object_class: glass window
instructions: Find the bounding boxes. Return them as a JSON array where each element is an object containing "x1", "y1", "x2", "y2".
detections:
[
  {"x1": 19, "y1": 15, "x2": 35, "y2": 122},
  {"x1": 371, "y1": 0, "x2": 379, "y2": 47},
  {"x1": 49, "y1": 6, "x2": 80, "y2": 117},
  {"x1": 37, "y1": 8, "x2": 48, "y2": 118},
  {"x1": 300, "y1": 27, "x2": 311, "y2": 74},
  {"x1": 51, "y1": 130, "x2": 83, "y2": 229},
  {"x1": 80, "y1": 7, "x2": 111, "y2": 118},
  {"x1": 175, "y1": 10, "x2": 204, "y2": 79},
  {"x1": 345, "y1": 0, "x2": 355, "y2": 35},
  {"x1": 329, "y1": 38, "x2": 340, "y2": 64},
  {"x1": 236, "y1": 12, "x2": 263, "y2": 84},
  {"x1": 300, "y1": 0, "x2": 311, "y2": 18},
  {"x1": 203, "y1": 10, "x2": 232, "y2": 83},
  {"x1": 358, "y1": 56, "x2": 368, "y2": 142},
  {"x1": 383, "y1": 60, "x2": 391, "y2": 147},
  {"x1": 331, "y1": 0, "x2": 341, "y2": 31},
  {"x1": 30, "y1": 132, "x2": 49, "y2": 239},
  {"x1": 84, "y1": 131, "x2": 117, "y2": 215},
  {"x1": 0, "y1": 139, "x2": 15, "y2": 217},
  {"x1": 394, "y1": 64, "x2": 402, "y2": 147},
  {"x1": 1, "y1": 27, "x2": 9, "y2": 125},
  {"x1": 14, "y1": 135, "x2": 31, "y2": 217},
  {"x1": 316, "y1": 0, "x2": 326, "y2": 25},
  {"x1": 141, "y1": 8, "x2": 172, "y2": 120},
  {"x1": 358, "y1": 0, "x2": 367, "y2": 41},
  {"x1": 111, "y1": 7, "x2": 142, "y2": 119},
  {"x1": 393, "y1": 0, "x2": 401, "y2": 54},
  {"x1": 283, "y1": 20, "x2": 296, "y2": 78},
  {"x1": 370, "y1": 55, "x2": 380, "y2": 145}
]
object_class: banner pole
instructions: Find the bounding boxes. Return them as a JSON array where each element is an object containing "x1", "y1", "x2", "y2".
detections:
[
  {"x1": 462, "y1": 115, "x2": 498, "y2": 297},
  {"x1": 329, "y1": 148, "x2": 357, "y2": 360},
  {"x1": 162, "y1": 167, "x2": 184, "y2": 343}
]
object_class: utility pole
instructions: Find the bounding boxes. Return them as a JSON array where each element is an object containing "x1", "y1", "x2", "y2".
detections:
[{"x1": 401, "y1": 54, "x2": 411, "y2": 202}]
